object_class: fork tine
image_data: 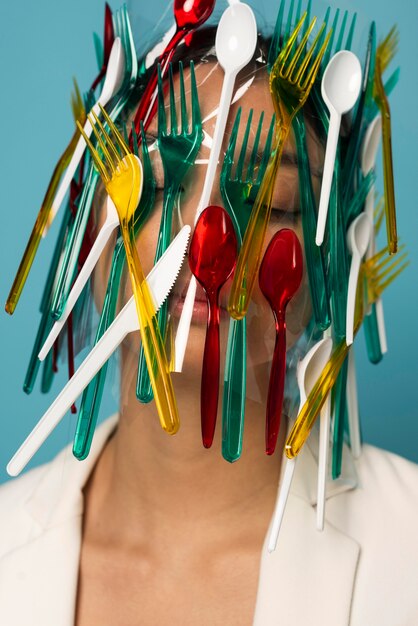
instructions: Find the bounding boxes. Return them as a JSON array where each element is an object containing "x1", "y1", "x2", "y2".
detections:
[
  {"x1": 300, "y1": 26, "x2": 331, "y2": 89},
  {"x1": 322, "y1": 9, "x2": 340, "y2": 68},
  {"x1": 89, "y1": 111, "x2": 117, "y2": 173},
  {"x1": 335, "y1": 10, "x2": 348, "y2": 53},
  {"x1": 268, "y1": 0, "x2": 285, "y2": 71},
  {"x1": 284, "y1": 0, "x2": 296, "y2": 44},
  {"x1": 295, "y1": 0, "x2": 302, "y2": 28},
  {"x1": 90, "y1": 108, "x2": 120, "y2": 167},
  {"x1": 98, "y1": 103, "x2": 130, "y2": 157},
  {"x1": 168, "y1": 63, "x2": 178, "y2": 136},
  {"x1": 157, "y1": 64, "x2": 167, "y2": 136},
  {"x1": 247, "y1": 111, "x2": 264, "y2": 181},
  {"x1": 287, "y1": 17, "x2": 317, "y2": 78},
  {"x1": 374, "y1": 248, "x2": 407, "y2": 277},
  {"x1": 179, "y1": 61, "x2": 188, "y2": 135},
  {"x1": 131, "y1": 122, "x2": 139, "y2": 157},
  {"x1": 275, "y1": 13, "x2": 307, "y2": 70},
  {"x1": 76, "y1": 120, "x2": 109, "y2": 182},
  {"x1": 236, "y1": 110, "x2": 253, "y2": 182},
  {"x1": 294, "y1": 20, "x2": 323, "y2": 84},
  {"x1": 224, "y1": 107, "x2": 241, "y2": 182},
  {"x1": 374, "y1": 260, "x2": 409, "y2": 297},
  {"x1": 190, "y1": 61, "x2": 201, "y2": 129},
  {"x1": 257, "y1": 113, "x2": 276, "y2": 186},
  {"x1": 345, "y1": 12, "x2": 357, "y2": 50}
]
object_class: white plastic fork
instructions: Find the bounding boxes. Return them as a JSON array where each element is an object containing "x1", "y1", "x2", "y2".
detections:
[
  {"x1": 44, "y1": 38, "x2": 125, "y2": 234},
  {"x1": 174, "y1": 1, "x2": 257, "y2": 372}
]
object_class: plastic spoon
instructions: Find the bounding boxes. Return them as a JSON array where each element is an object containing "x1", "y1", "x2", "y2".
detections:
[
  {"x1": 189, "y1": 206, "x2": 237, "y2": 448},
  {"x1": 346, "y1": 212, "x2": 372, "y2": 345},
  {"x1": 316, "y1": 51, "x2": 362, "y2": 246},
  {"x1": 259, "y1": 230, "x2": 303, "y2": 456},
  {"x1": 174, "y1": 2, "x2": 257, "y2": 373},
  {"x1": 132, "y1": 0, "x2": 215, "y2": 137},
  {"x1": 91, "y1": 3, "x2": 115, "y2": 91},
  {"x1": 268, "y1": 337, "x2": 333, "y2": 551},
  {"x1": 46, "y1": 37, "x2": 125, "y2": 231}
]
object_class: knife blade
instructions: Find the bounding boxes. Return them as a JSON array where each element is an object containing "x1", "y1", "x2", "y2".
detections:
[{"x1": 7, "y1": 225, "x2": 191, "y2": 477}]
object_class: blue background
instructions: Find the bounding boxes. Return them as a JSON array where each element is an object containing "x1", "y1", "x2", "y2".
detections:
[{"x1": 0, "y1": 0, "x2": 417, "y2": 485}]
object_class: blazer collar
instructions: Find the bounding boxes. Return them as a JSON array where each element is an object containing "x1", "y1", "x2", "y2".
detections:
[{"x1": 1, "y1": 415, "x2": 359, "y2": 626}]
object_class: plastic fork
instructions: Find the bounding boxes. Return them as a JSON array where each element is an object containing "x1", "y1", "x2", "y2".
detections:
[
  {"x1": 136, "y1": 61, "x2": 203, "y2": 403},
  {"x1": 220, "y1": 108, "x2": 275, "y2": 462},
  {"x1": 5, "y1": 80, "x2": 86, "y2": 315},
  {"x1": 228, "y1": 14, "x2": 331, "y2": 320},
  {"x1": 73, "y1": 123, "x2": 156, "y2": 460},
  {"x1": 49, "y1": 6, "x2": 138, "y2": 321},
  {"x1": 285, "y1": 246, "x2": 409, "y2": 460},
  {"x1": 78, "y1": 105, "x2": 179, "y2": 435},
  {"x1": 374, "y1": 26, "x2": 399, "y2": 254}
]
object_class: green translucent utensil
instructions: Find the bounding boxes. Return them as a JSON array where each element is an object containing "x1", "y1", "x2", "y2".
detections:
[
  {"x1": 136, "y1": 61, "x2": 203, "y2": 403},
  {"x1": 73, "y1": 123, "x2": 155, "y2": 460},
  {"x1": 49, "y1": 5, "x2": 138, "y2": 321},
  {"x1": 220, "y1": 108, "x2": 274, "y2": 463}
]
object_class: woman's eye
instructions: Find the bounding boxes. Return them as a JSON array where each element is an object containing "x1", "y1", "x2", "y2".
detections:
[{"x1": 270, "y1": 207, "x2": 301, "y2": 224}]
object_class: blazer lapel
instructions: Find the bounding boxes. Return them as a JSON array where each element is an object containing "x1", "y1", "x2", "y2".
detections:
[
  {"x1": 253, "y1": 428, "x2": 361, "y2": 626},
  {"x1": 0, "y1": 415, "x2": 119, "y2": 626}
]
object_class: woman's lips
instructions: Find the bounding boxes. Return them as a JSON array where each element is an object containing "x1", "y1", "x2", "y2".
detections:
[{"x1": 171, "y1": 280, "x2": 230, "y2": 325}]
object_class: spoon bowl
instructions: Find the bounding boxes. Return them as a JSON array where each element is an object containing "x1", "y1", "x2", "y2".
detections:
[
  {"x1": 259, "y1": 229, "x2": 303, "y2": 455},
  {"x1": 174, "y1": 0, "x2": 216, "y2": 30},
  {"x1": 216, "y1": 3, "x2": 258, "y2": 73},
  {"x1": 322, "y1": 50, "x2": 362, "y2": 115},
  {"x1": 189, "y1": 205, "x2": 237, "y2": 448},
  {"x1": 297, "y1": 338, "x2": 333, "y2": 411},
  {"x1": 348, "y1": 212, "x2": 372, "y2": 258},
  {"x1": 361, "y1": 115, "x2": 382, "y2": 174}
]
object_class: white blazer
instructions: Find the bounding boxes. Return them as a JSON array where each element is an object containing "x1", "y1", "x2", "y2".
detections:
[{"x1": 1, "y1": 414, "x2": 418, "y2": 625}]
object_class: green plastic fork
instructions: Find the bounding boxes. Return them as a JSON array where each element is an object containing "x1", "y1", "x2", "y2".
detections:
[
  {"x1": 220, "y1": 108, "x2": 275, "y2": 463},
  {"x1": 72, "y1": 123, "x2": 155, "y2": 460},
  {"x1": 49, "y1": 5, "x2": 138, "y2": 322},
  {"x1": 136, "y1": 61, "x2": 203, "y2": 403}
]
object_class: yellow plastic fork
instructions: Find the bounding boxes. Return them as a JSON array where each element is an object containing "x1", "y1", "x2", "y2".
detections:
[
  {"x1": 77, "y1": 104, "x2": 179, "y2": 435},
  {"x1": 5, "y1": 79, "x2": 86, "y2": 315},
  {"x1": 285, "y1": 245, "x2": 409, "y2": 459},
  {"x1": 374, "y1": 26, "x2": 399, "y2": 255},
  {"x1": 228, "y1": 14, "x2": 331, "y2": 320}
]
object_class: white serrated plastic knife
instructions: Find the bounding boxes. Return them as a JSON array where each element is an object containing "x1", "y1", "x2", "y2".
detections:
[{"x1": 7, "y1": 225, "x2": 191, "y2": 477}]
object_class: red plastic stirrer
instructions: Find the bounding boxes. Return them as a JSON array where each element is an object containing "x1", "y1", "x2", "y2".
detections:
[
  {"x1": 189, "y1": 206, "x2": 237, "y2": 449},
  {"x1": 259, "y1": 229, "x2": 303, "y2": 456}
]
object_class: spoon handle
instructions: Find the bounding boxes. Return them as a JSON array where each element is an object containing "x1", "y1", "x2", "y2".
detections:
[
  {"x1": 316, "y1": 110, "x2": 341, "y2": 246},
  {"x1": 201, "y1": 295, "x2": 221, "y2": 448},
  {"x1": 266, "y1": 317, "x2": 286, "y2": 455}
]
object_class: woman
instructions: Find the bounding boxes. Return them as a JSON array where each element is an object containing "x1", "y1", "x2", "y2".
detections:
[{"x1": 1, "y1": 7, "x2": 418, "y2": 626}]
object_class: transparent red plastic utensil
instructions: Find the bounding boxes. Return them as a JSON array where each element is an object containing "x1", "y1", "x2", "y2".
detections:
[
  {"x1": 259, "y1": 229, "x2": 303, "y2": 455},
  {"x1": 91, "y1": 3, "x2": 115, "y2": 92},
  {"x1": 131, "y1": 0, "x2": 215, "y2": 139},
  {"x1": 189, "y1": 206, "x2": 237, "y2": 449}
]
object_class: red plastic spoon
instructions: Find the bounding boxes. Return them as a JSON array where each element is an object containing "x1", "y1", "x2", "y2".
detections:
[
  {"x1": 259, "y1": 229, "x2": 303, "y2": 456},
  {"x1": 132, "y1": 0, "x2": 216, "y2": 139},
  {"x1": 189, "y1": 206, "x2": 237, "y2": 449}
]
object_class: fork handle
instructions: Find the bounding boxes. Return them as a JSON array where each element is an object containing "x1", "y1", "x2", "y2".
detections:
[
  {"x1": 121, "y1": 225, "x2": 180, "y2": 435},
  {"x1": 221, "y1": 316, "x2": 247, "y2": 462},
  {"x1": 228, "y1": 129, "x2": 287, "y2": 321},
  {"x1": 378, "y1": 99, "x2": 397, "y2": 254}
]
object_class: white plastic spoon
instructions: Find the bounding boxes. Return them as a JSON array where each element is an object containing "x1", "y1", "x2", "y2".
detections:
[
  {"x1": 268, "y1": 337, "x2": 333, "y2": 552},
  {"x1": 346, "y1": 212, "x2": 372, "y2": 346},
  {"x1": 38, "y1": 154, "x2": 144, "y2": 361},
  {"x1": 361, "y1": 114, "x2": 387, "y2": 353},
  {"x1": 316, "y1": 51, "x2": 362, "y2": 246},
  {"x1": 45, "y1": 37, "x2": 125, "y2": 233},
  {"x1": 174, "y1": 1, "x2": 257, "y2": 372}
]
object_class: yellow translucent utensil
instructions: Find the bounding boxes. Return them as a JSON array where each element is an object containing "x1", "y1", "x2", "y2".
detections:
[
  {"x1": 5, "y1": 80, "x2": 86, "y2": 315},
  {"x1": 374, "y1": 26, "x2": 399, "y2": 255},
  {"x1": 228, "y1": 14, "x2": 331, "y2": 320},
  {"x1": 77, "y1": 104, "x2": 179, "y2": 435},
  {"x1": 286, "y1": 246, "x2": 409, "y2": 459}
]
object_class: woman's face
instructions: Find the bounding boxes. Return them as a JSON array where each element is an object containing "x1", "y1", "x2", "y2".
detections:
[{"x1": 94, "y1": 54, "x2": 324, "y2": 403}]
